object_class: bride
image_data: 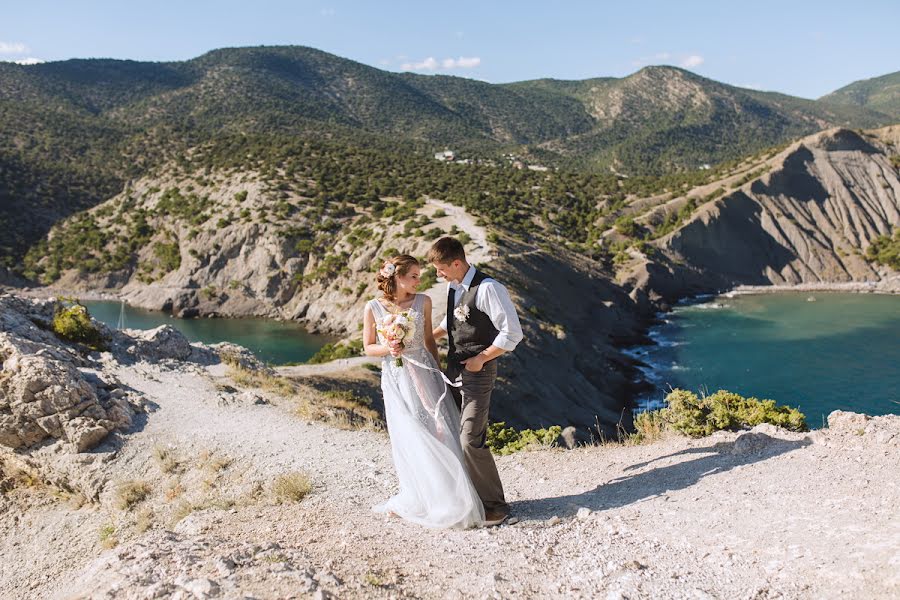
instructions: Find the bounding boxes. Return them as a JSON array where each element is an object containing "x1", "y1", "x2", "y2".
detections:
[{"x1": 362, "y1": 254, "x2": 485, "y2": 529}]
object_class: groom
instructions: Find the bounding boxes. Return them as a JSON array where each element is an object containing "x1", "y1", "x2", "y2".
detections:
[{"x1": 428, "y1": 237, "x2": 523, "y2": 526}]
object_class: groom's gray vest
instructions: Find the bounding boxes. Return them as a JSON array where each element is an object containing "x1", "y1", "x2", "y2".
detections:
[{"x1": 447, "y1": 269, "x2": 499, "y2": 379}]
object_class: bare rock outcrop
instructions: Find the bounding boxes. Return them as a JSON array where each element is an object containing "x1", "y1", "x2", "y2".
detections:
[
  {"x1": 0, "y1": 295, "x2": 146, "y2": 454},
  {"x1": 629, "y1": 127, "x2": 899, "y2": 304}
]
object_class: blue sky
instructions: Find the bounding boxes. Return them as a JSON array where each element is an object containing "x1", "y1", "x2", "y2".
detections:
[{"x1": 3, "y1": 1, "x2": 898, "y2": 99}]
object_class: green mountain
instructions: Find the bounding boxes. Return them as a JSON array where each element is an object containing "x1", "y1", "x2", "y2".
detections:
[
  {"x1": 819, "y1": 71, "x2": 900, "y2": 120},
  {"x1": 1, "y1": 45, "x2": 896, "y2": 266}
]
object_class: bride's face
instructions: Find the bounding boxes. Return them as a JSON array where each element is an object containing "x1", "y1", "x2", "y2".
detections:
[{"x1": 395, "y1": 265, "x2": 421, "y2": 296}]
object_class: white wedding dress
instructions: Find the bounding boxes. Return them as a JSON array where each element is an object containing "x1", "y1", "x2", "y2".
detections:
[{"x1": 368, "y1": 294, "x2": 485, "y2": 529}]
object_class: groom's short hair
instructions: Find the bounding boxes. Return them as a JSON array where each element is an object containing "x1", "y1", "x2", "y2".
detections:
[{"x1": 427, "y1": 237, "x2": 466, "y2": 264}]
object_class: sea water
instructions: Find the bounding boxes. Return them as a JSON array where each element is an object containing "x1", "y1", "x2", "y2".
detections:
[{"x1": 627, "y1": 293, "x2": 900, "y2": 427}]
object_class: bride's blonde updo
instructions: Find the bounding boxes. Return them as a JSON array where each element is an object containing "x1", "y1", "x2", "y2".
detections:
[{"x1": 376, "y1": 254, "x2": 419, "y2": 302}]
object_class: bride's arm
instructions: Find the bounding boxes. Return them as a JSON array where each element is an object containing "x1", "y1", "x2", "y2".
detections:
[
  {"x1": 363, "y1": 305, "x2": 391, "y2": 357},
  {"x1": 423, "y1": 296, "x2": 440, "y2": 364}
]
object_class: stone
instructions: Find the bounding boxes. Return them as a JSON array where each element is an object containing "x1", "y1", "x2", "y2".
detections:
[
  {"x1": 214, "y1": 557, "x2": 236, "y2": 576},
  {"x1": 126, "y1": 325, "x2": 193, "y2": 361},
  {"x1": 827, "y1": 410, "x2": 871, "y2": 433},
  {"x1": 177, "y1": 577, "x2": 220, "y2": 598},
  {"x1": 559, "y1": 426, "x2": 578, "y2": 449}
]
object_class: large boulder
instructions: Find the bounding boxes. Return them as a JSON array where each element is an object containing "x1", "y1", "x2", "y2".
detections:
[
  {"x1": 0, "y1": 294, "x2": 147, "y2": 454},
  {"x1": 122, "y1": 324, "x2": 193, "y2": 361},
  {"x1": 0, "y1": 335, "x2": 141, "y2": 452}
]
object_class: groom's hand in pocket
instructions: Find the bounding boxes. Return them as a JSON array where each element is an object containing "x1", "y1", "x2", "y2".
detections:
[{"x1": 461, "y1": 355, "x2": 484, "y2": 373}]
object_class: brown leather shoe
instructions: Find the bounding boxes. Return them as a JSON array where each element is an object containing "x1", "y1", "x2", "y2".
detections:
[{"x1": 483, "y1": 509, "x2": 510, "y2": 527}]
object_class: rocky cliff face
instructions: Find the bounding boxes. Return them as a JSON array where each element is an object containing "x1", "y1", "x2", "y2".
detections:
[{"x1": 625, "y1": 127, "x2": 900, "y2": 302}]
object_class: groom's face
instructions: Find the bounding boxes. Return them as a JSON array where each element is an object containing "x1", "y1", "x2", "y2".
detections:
[{"x1": 432, "y1": 259, "x2": 465, "y2": 284}]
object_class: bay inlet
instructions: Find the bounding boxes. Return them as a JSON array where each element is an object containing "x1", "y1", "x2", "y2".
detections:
[
  {"x1": 83, "y1": 300, "x2": 334, "y2": 365},
  {"x1": 628, "y1": 292, "x2": 900, "y2": 427}
]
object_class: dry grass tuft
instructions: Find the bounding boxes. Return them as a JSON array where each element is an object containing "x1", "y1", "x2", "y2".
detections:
[
  {"x1": 171, "y1": 499, "x2": 195, "y2": 525},
  {"x1": 271, "y1": 472, "x2": 312, "y2": 504},
  {"x1": 135, "y1": 508, "x2": 153, "y2": 533},
  {"x1": 295, "y1": 388, "x2": 383, "y2": 431},
  {"x1": 99, "y1": 523, "x2": 118, "y2": 549},
  {"x1": 228, "y1": 365, "x2": 296, "y2": 398},
  {"x1": 204, "y1": 454, "x2": 233, "y2": 474},
  {"x1": 164, "y1": 480, "x2": 185, "y2": 502},
  {"x1": 152, "y1": 444, "x2": 181, "y2": 474},
  {"x1": 115, "y1": 480, "x2": 151, "y2": 511}
]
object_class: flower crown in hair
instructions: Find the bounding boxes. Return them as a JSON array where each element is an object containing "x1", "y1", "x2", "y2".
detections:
[{"x1": 380, "y1": 262, "x2": 397, "y2": 278}]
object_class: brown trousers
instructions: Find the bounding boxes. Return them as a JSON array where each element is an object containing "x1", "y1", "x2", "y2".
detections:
[{"x1": 450, "y1": 360, "x2": 509, "y2": 513}]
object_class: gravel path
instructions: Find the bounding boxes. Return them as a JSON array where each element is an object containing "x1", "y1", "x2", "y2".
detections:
[{"x1": 2, "y1": 360, "x2": 898, "y2": 600}]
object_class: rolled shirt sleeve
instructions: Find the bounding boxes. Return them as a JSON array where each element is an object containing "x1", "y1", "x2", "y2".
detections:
[{"x1": 476, "y1": 280, "x2": 523, "y2": 352}]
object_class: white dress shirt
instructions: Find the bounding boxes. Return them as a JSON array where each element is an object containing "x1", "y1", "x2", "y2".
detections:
[{"x1": 438, "y1": 266, "x2": 523, "y2": 352}]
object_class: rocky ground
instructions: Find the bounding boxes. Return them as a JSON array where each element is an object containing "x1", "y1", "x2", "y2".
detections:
[{"x1": 1, "y1": 295, "x2": 899, "y2": 600}]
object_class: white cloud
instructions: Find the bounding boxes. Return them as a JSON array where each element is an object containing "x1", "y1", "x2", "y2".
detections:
[
  {"x1": 401, "y1": 56, "x2": 481, "y2": 71},
  {"x1": 0, "y1": 41, "x2": 28, "y2": 55},
  {"x1": 401, "y1": 57, "x2": 439, "y2": 71},
  {"x1": 680, "y1": 55, "x2": 704, "y2": 68},
  {"x1": 13, "y1": 57, "x2": 44, "y2": 65}
]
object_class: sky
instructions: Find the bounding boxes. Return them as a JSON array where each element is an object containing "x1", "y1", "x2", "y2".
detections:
[{"x1": 2, "y1": 1, "x2": 899, "y2": 99}]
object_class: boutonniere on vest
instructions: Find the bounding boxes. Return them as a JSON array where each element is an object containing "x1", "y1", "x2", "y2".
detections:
[{"x1": 453, "y1": 303, "x2": 470, "y2": 324}]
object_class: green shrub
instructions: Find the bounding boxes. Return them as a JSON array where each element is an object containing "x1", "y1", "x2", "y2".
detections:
[
  {"x1": 423, "y1": 227, "x2": 443, "y2": 240},
  {"x1": 51, "y1": 300, "x2": 108, "y2": 351},
  {"x1": 650, "y1": 388, "x2": 807, "y2": 437},
  {"x1": 306, "y1": 339, "x2": 364, "y2": 364},
  {"x1": 630, "y1": 409, "x2": 669, "y2": 444},
  {"x1": 865, "y1": 228, "x2": 900, "y2": 269},
  {"x1": 615, "y1": 216, "x2": 639, "y2": 238},
  {"x1": 417, "y1": 265, "x2": 438, "y2": 291},
  {"x1": 487, "y1": 422, "x2": 562, "y2": 455},
  {"x1": 152, "y1": 241, "x2": 181, "y2": 273}
]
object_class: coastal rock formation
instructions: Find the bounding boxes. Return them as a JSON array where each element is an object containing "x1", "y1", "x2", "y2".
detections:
[{"x1": 635, "y1": 128, "x2": 899, "y2": 301}]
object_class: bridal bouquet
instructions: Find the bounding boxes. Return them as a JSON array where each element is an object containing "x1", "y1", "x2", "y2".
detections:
[{"x1": 378, "y1": 311, "x2": 416, "y2": 367}]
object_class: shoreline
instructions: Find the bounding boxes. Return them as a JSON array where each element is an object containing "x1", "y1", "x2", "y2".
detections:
[
  {"x1": 3, "y1": 285, "x2": 125, "y2": 303},
  {"x1": 725, "y1": 277, "x2": 899, "y2": 296}
]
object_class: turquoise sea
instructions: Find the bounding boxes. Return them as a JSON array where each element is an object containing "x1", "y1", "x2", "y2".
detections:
[
  {"x1": 627, "y1": 293, "x2": 900, "y2": 427},
  {"x1": 83, "y1": 300, "x2": 333, "y2": 365}
]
